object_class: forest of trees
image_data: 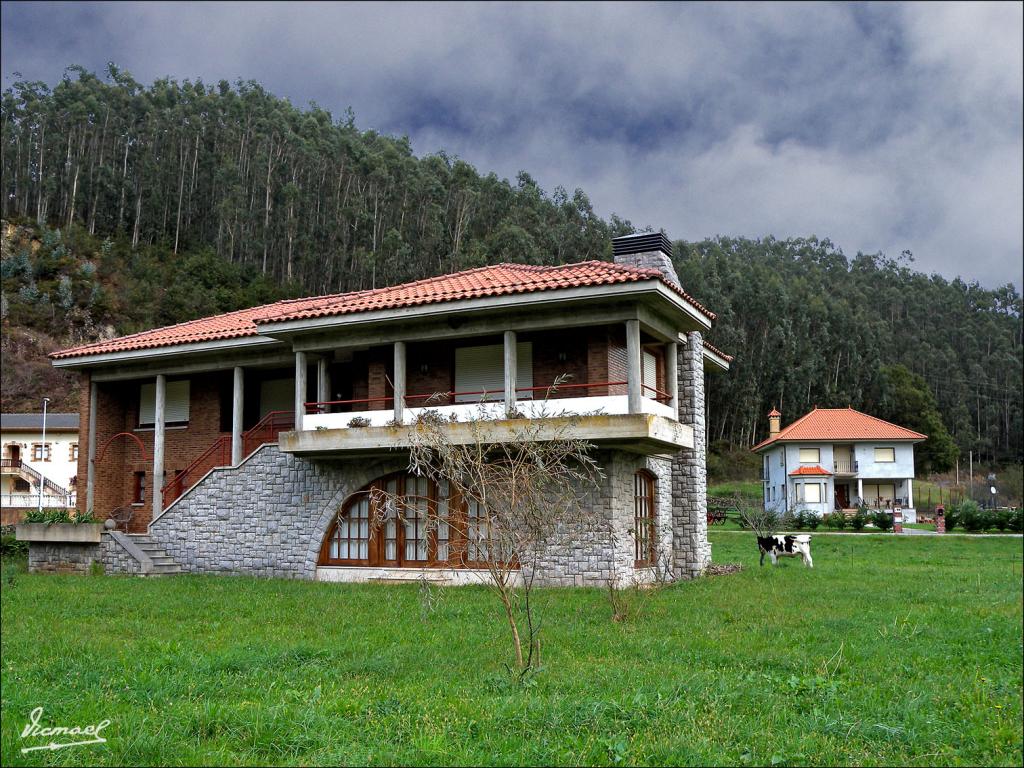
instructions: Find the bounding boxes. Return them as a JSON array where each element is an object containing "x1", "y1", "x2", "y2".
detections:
[{"x1": 1, "y1": 67, "x2": 1021, "y2": 469}]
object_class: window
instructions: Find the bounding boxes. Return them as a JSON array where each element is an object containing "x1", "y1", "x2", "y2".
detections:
[
  {"x1": 454, "y1": 342, "x2": 533, "y2": 402},
  {"x1": 31, "y1": 443, "x2": 51, "y2": 462},
  {"x1": 802, "y1": 483, "x2": 822, "y2": 503},
  {"x1": 70, "y1": 443, "x2": 79, "y2": 461},
  {"x1": 139, "y1": 380, "x2": 191, "y2": 427},
  {"x1": 132, "y1": 471, "x2": 146, "y2": 504},
  {"x1": 874, "y1": 447, "x2": 896, "y2": 463},
  {"x1": 798, "y1": 447, "x2": 820, "y2": 463},
  {"x1": 634, "y1": 471, "x2": 656, "y2": 566},
  {"x1": 320, "y1": 473, "x2": 514, "y2": 568}
]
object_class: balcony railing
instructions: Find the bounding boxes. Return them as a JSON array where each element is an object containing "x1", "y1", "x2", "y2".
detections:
[
  {"x1": 1, "y1": 492, "x2": 76, "y2": 509},
  {"x1": 302, "y1": 381, "x2": 675, "y2": 430},
  {"x1": 833, "y1": 459, "x2": 859, "y2": 474}
]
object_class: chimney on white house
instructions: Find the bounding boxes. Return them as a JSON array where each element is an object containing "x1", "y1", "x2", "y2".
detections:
[
  {"x1": 768, "y1": 408, "x2": 782, "y2": 438},
  {"x1": 611, "y1": 232, "x2": 680, "y2": 287}
]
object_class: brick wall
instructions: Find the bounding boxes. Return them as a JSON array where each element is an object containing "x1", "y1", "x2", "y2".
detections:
[
  {"x1": 84, "y1": 371, "x2": 230, "y2": 532},
  {"x1": 524, "y1": 329, "x2": 589, "y2": 400}
]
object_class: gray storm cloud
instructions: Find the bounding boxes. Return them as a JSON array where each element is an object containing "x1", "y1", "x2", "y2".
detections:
[{"x1": 2, "y1": 0, "x2": 1021, "y2": 287}]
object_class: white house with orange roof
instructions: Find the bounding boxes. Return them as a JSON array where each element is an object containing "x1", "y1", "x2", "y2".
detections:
[{"x1": 752, "y1": 407, "x2": 927, "y2": 521}]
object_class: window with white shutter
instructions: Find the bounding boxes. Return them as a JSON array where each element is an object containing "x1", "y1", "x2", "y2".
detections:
[
  {"x1": 454, "y1": 342, "x2": 532, "y2": 402},
  {"x1": 259, "y1": 378, "x2": 295, "y2": 418},
  {"x1": 139, "y1": 380, "x2": 191, "y2": 426},
  {"x1": 642, "y1": 350, "x2": 658, "y2": 399}
]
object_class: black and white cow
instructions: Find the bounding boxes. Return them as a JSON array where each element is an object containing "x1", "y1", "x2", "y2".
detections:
[{"x1": 757, "y1": 534, "x2": 813, "y2": 568}]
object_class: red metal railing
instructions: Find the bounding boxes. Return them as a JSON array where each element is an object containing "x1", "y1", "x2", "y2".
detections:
[
  {"x1": 161, "y1": 436, "x2": 231, "y2": 509},
  {"x1": 161, "y1": 410, "x2": 295, "y2": 509},
  {"x1": 242, "y1": 410, "x2": 295, "y2": 456},
  {"x1": 304, "y1": 395, "x2": 394, "y2": 415},
  {"x1": 303, "y1": 379, "x2": 674, "y2": 413}
]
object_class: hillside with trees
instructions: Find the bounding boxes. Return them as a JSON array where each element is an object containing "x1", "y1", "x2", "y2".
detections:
[{"x1": 2, "y1": 67, "x2": 1021, "y2": 470}]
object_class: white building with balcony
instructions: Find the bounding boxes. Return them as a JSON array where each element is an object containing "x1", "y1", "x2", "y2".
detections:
[
  {"x1": 1, "y1": 412, "x2": 79, "y2": 522},
  {"x1": 753, "y1": 407, "x2": 926, "y2": 522}
]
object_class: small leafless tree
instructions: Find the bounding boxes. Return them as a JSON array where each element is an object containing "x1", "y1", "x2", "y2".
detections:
[
  {"x1": 733, "y1": 492, "x2": 780, "y2": 537},
  {"x1": 372, "y1": 377, "x2": 605, "y2": 674}
]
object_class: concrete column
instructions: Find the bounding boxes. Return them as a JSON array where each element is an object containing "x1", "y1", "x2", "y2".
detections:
[
  {"x1": 625, "y1": 319, "x2": 642, "y2": 414},
  {"x1": 503, "y1": 330, "x2": 517, "y2": 414},
  {"x1": 231, "y1": 366, "x2": 244, "y2": 465},
  {"x1": 85, "y1": 380, "x2": 97, "y2": 513},
  {"x1": 152, "y1": 374, "x2": 166, "y2": 519},
  {"x1": 393, "y1": 342, "x2": 406, "y2": 424},
  {"x1": 294, "y1": 351, "x2": 307, "y2": 430},
  {"x1": 666, "y1": 341, "x2": 678, "y2": 414},
  {"x1": 857, "y1": 477, "x2": 864, "y2": 505},
  {"x1": 317, "y1": 357, "x2": 330, "y2": 405},
  {"x1": 907, "y1": 478, "x2": 913, "y2": 509}
]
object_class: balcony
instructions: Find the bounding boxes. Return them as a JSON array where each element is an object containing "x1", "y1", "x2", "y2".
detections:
[
  {"x1": 285, "y1": 382, "x2": 686, "y2": 456},
  {"x1": 833, "y1": 459, "x2": 859, "y2": 476},
  {"x1": 302, "y1": 382, "x2": 675, "y2": 429}
]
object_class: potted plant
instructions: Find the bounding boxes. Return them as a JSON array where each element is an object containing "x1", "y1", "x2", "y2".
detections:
[{"x1": 15, "y1": 508, "x2": 103, "y2": 543}]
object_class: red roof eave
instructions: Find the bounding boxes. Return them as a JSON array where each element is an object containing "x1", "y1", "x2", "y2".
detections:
[{"x1": 51, "y1": 260, "x2": 717, "y2": 362}]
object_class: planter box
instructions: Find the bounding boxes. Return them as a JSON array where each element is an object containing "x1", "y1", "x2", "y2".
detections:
[{"x1": 15, "y1": 523, "x2": 103, "y2": 544}]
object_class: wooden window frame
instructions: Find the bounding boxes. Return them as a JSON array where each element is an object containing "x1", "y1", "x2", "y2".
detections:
[
  {"x1": 634, "y1": 470, "x2": 657, "y2": 567},
  {"x1": 31, "y1": 443, "x2": 51, "y2": 462},
  {"x1": 70, "y1": 443, "x2": 79, "y2": 461},
  {"x1": 319, "y1": 472, "x2": 517, "y2": 569}
]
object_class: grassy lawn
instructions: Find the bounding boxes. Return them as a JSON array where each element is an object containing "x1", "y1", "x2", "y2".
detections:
[
  {"x1": 708, "y1": 480, "x2": 762, "y2": 499},
  {"x1": 2, "y1": 534, "x2": 1021, "y2": 766}
]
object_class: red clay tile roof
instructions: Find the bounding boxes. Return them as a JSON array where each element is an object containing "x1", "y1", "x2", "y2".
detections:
[
  {"x1": 767, "y1": 407, "x2": 781, "y2": 417},
  {"x1": 260, "y1": 261, "x2": 715, "y2": 323},
  {"x1": 789, "y1": 465, "x2": 832, "y2": 476},
  {"x1": 52, "y1": 260, "x2": 715, "y2": 360},
  {"x1": 702, "y1": 340, "x2": 734, "y2": 362},
  {"x1": 752, "y1": 407, "x2": 927, "y2": 451}
]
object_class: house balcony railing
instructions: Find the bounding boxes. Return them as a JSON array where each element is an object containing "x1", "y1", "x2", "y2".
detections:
[
  {"x1": 833, "y1": 459, "x2": 859, "y2": 475},
  {"x1": 1, "y1": 492, "x2": 76, "y2": 509},
  {"x1": 302, "y1": 381, "x2": 675, "y2": 430}
]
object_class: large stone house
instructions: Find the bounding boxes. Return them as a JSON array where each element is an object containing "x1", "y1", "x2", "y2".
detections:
[
  {"x1": 48, "y1": 233, "x2": 731, "y2": 583},
  {"x1": 752, "y1": 407, "x2": 926, "y2": 522}
]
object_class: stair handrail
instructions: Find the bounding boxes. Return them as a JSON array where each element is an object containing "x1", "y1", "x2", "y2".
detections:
[
  {"x1": 3, "y1": 457, "x2": 70, "y2": 498},
  {"x1": 160, "y1": 410, "x2": 294, "y2": 509}
]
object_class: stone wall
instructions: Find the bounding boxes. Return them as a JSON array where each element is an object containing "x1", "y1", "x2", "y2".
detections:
[
  {"x1": 149, "y1": 446, "x2": 406, "y2": 579},
  {"x1": 671, "y1": 331, "x2": 711, "y2": 578},
  {"x1": 457, "y1": 451, "x2": 675, "y2": 588},
  {"x1": 27, "y1": 535, "x2": 143, "y2": 574},
  {"x1": 101, "y1": 534, "x2": 143, "y2": 574},
  {"x1": 28, "y1": 542, "x2": 100, "y2": 574},
  {"x1": 147, "y1": 444, "x2": 668, "y2": 586}
]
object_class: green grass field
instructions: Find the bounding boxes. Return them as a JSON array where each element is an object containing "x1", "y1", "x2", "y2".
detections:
[{"x1": 2, "y1": 533, "x2": 1021, "y2": 766}]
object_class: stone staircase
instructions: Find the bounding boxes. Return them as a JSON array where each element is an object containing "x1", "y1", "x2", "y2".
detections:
[{"x1": 127, "y1": 534, "x2": 184, "y2": 575}]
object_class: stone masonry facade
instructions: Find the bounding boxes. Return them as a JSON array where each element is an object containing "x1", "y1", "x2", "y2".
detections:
[
  {"x1": 672, "y1": 330, "x2": 711, "y2": 578},
  {"x1": 28, "y1": 535, "x2": 141, "y2": 575},
  {"x1": 145, "y1": 444, "x2": 681, "y2": 586}
]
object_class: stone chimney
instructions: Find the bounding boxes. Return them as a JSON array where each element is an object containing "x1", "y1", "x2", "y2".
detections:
[
  {"x1": 768, "y1": 408, "x2": 782, "y2": 438},
  {"x1": 612, "y1": 232, "x2": 680, "y2": 287}
]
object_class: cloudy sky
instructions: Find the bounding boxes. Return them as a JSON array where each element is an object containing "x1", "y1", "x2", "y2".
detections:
[{"x1": 2, "y1": 1, "x2": 1022, "y2": 288}]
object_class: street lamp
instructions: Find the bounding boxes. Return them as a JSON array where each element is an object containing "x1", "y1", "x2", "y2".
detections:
[{"x1": 37, "y1": 397, "x2": 50, "y2": 513}]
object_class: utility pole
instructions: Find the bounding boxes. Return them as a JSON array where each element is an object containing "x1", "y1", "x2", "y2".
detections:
[
  {"x1": 37, "y1": 396, "x2": 50, "y2": 513},
  {"x1": 968, "y1": 450, "x2": 973, "y2": 501}
]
